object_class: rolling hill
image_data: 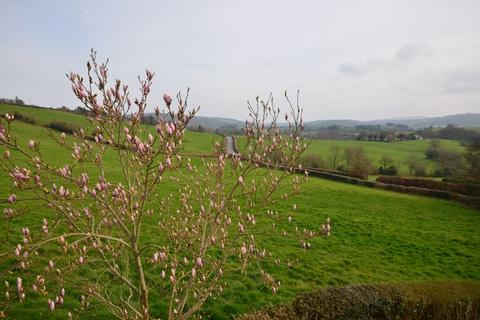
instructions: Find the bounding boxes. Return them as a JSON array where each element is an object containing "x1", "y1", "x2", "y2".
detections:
[{"x1": 0, "y1": 103, "x2": 479, "y2": 319}]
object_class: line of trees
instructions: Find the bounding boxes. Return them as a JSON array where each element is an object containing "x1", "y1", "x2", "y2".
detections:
[
  {"x1": 300, "y1": 146, "x2": 374, "y2": 178},
  {"x1": 0, "y1": 96, "x2": 25, "y2": 105},
  {"x1": 424, "y1": 137, "x2": 480, "y2": 183},
  {"x1": 419, "y1": 124, "x2": 480, "y2": 142}
]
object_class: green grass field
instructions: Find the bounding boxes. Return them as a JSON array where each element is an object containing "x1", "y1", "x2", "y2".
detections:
[
  {"x1": 235, "y1": 133, "x2": 465, "y2": 176},
  {"x1": 303, "y1": 138, "x2": 464, "y2": 175},
  {"x1": 0, "y1": 104, "x2": 479, "y2": 319}
]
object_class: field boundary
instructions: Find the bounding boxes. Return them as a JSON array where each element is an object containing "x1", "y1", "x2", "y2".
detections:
[{"x1": 225, "y1": 136, "x2": 480, "y2": 208}]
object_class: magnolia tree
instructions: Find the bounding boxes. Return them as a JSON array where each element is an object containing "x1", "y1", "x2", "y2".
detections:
[{"x1": 0, "y1": 51, "x2": 330, "y2": 319}]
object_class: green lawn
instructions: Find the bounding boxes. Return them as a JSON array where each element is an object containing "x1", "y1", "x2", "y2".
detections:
[
  {"x1": 0, "y1": 103, "x2": 221, "y2": 155},
  {"x1": 0, "y1": 105, "x2": 479, "y2": 319},
  {"x1": 0, "y1": 103, "x2": 92, "y2": 128},
  {"x1": 235, "y1": 134, "x2": 465, "y2": 176},
  {"x1": 304, "y1": 138, "x2": 464, "y2": 175}
]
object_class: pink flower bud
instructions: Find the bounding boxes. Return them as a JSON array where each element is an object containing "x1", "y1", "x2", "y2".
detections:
[
  {"x1": 166, "y1": 123, "x2": 174, "y2": 135},
  {"x1": 16, "y1": 277, "x2": 22, "y2": 292},
  {"x1": 163, "y1": 94, "x2": 172, "y2": 107},
  {"x1": 7, "y1": 194, "x2": 16, "y2": 204},
  {"x1": 241, "y1": 243, "x2": 247, "y2": 255},
  {"x1": 196, "y1": 257, "x2": 203, "y2": 268},
  {"x1": 48, "y1": 299, "x2": 55, "y2": 311},
  {"x1": 158, "y1": 163, "x2": 164, "y2": 175},
  {"x1": 28, "y1": 140, "x2": 36, "y2": 149},
  {"x1": 22, "y1": 227, "x2": 29, "y2": 236},
  {"x1": 146, "y1": 69, "x2": 153, "y2": 79}
]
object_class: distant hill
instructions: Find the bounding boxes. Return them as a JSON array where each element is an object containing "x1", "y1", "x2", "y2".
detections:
[
  {"x1": 303, "y1": 119, "x2": 364, "y2": 128},
  {"x1": 3, "y1": 102, "x2": 479, "y2": 130},
  {"x1": 364, "y1": 113, "x2": 480, "y2": 128},
  {"x1": 302, "y1": 113, "x2": 480, "y2": 129},
  {"x1": 187, "y1": 116, "x2": 244, "y2": 129},
  {"x1": 183, "y1": 113, "x2": 480, "y2": 130}
]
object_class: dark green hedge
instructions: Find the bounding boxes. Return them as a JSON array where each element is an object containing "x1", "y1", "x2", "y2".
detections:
[
  {"x1": 47, "y1": 120, "x2": 81, "y2": 134},
  {"x1": 376, "y1": 176, "x2": 480, "y2": 197},
  {"x1": 0, "y1": 111, "x2": 37, "y2": 125},
  {"x1": 12, "y1": 111, "x2": 37, "y2": 124},
  {"x1": 238, "y1": 281, "x2": 480, "y2": 320}
]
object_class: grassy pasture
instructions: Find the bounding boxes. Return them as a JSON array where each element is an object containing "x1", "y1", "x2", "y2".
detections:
[
  {"x1": 0, "y1": 105, "x2": 479, "y2": 319},
  {"x1": 235, "y1": 134, "x2": 465, "y2": 176},
  {"x1": 0, "y1": 104, "x2": 92, "y2": 128},
  {"x1": 304, "y1": 138, "x2": 465, "y2": 175}
]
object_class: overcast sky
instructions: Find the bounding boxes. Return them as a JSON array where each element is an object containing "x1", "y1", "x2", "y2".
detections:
[{"x1": 1, "y1": 1, "x2": 479, "y2": 121}]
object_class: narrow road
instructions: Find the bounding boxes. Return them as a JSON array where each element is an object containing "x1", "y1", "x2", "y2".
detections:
[{"x1": 224, "y1": 136, "x2": 238, "y2": 155}]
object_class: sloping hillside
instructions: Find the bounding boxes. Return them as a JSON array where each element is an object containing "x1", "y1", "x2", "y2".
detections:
[{"x1": 0, "y1": 104, "x2": 478, "y2": 319}]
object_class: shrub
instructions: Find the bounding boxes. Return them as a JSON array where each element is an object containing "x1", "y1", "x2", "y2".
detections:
[
  {"x1": 437, "y1": 149, "x2": 466, "y2": 178},
  {"x1": 378, "y1": 165, "x2": 398, "y2": 176},
  {"x1": 464, "y1": 136, "x2": 480, "y2": 182},
  {"x1": 47, "y1": 120, "x2": 81, "y2": 134},
  {"x1": 238, "y1": 281, "x2": 480, "y2": 320},
  {"x1": 414, "y1": 164, "x2": 427, "y2": 177},
  {"x1": 343, "y1": 147, "x2": 372, "y2": 178},
  {"x1": 301, "y1": 154, "x2": 325, "y2": 169},
  {"x1": 12, "y1": 111, "x2": 37, "y2": 125},
  {"x1": 375, "y1": 176, "x2": 480, "y2": 196},
  {"x1": 426, "y1": 147, "x2": 440, "y2": 160}
]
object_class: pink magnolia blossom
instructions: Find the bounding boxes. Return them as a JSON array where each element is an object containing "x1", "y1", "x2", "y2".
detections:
[
  {"x1": 28, "y1": 140, "x2": 36, "y2": 149},
  {"x1": 48, "y1": 299, "x2": 55, "y2": 311},
  {"x1": 163, "y1": 94, "x2": 172, "y2": 107},
  {"x1": 238, "y1": 223, "x2": 245, "y2": 233},
  {"x1": 241, "y1": 243, "x2": 247, "y2": 255},
  {"x1": 7, "y1": 194, "x2": 16, "y2": 204},
  {"x1": 22, "y1": 227, "x2": 29, "y2": 236}
]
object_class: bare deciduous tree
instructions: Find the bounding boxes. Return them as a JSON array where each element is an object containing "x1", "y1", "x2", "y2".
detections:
[
  {"x1": 327, "y1": 145, "x2": 341, "y2": 170},
  {"x1": 0, "y1": 51, "x2": 331, "y2": 319}
]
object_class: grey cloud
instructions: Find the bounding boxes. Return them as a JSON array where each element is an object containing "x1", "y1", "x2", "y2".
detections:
[
  {"x1": 339, "y1": 43, "x2": 432, "y2": 77},
  {"x1": 338, "y1": 59, "x2": 384, "y2": 76},
  {"x1": 440, "y1": 70, "x2": 480, "y2": 94},
  {"x1": 1, "y1": 1, "x2": 480, "y2": 121},
  {"x1": 394, "y1": 43, "x2": 431, "y2": 62}
]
